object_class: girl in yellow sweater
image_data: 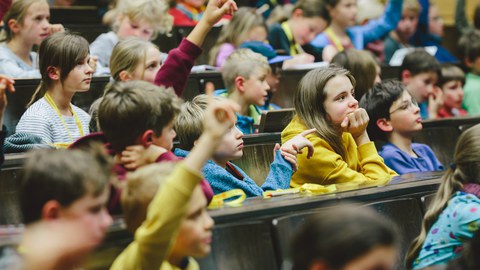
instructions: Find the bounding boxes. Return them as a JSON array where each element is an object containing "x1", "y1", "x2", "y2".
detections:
[{"x1": 281, "y1": 66, "x2": 396, "y2": 190}]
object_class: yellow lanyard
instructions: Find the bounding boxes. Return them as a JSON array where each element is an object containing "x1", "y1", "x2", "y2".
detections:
[
  {"x1": 325, "y1": 27, "x2": 345, "y2": 52},
  {"x1": 44, "y1": 92, "x2": 84, "y2": 148},
  {"x1": 281, "y1": 22, "x2": 303, "y2": 56}
]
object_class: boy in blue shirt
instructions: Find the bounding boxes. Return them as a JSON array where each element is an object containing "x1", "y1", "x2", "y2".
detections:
[{"x1": 360, "y1": 79, "x2": 444, "y2": 175}]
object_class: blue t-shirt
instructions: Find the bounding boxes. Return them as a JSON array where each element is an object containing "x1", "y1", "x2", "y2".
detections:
[
  {"x1": 413, "y1": 192, "x2": 480, "y2": 269},
  {"x1": 379, "y1": 143, "x2": 444, "y2": 175}
]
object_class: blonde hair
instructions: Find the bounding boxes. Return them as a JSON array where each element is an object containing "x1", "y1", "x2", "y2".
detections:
[
  {"x1": 403, "y1": 0, "x2": 421, "y2": 15},
  {"x1": 121, "y1": 162, "x2": 176, "y2": 234},
  {"x1": 208, "y1": 7, "x2": 267, "y2": 66},
  {"x1": 221, "y1": 49, "x2": 271, "y2": 93},
  {"x1": 1, "y1": 0, "x2": 48, "y2": 42},
  {"x1": 293, "y1": 66, "x2": 356, "y2": 161},
  {"x1": 406, "y1": 124, "x2": 480, "y2": 268},
  {"x1": 107, "y1": 0, "x2": 173, "y2": 39},
  {"x1": 110, "y1": 38, "x2": 160, "y2": 81}
]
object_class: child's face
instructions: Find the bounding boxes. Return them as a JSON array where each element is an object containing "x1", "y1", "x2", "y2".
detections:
[
  {"x1": 117, "y1": 15, "x2": 154, "y2": 41},
  {"x1": 291, "y1": 16, "x2": 328, "y2": 45},
  {"x1": 152, "y1": 120, "x2": 176, "y2": 151},
  {"x1": 131, "y1": 46, "x2": 162, "y2": 84},
  {"x1": 387, "y1": 90, "x2": 422, "y2": 135},
  {"x1": 214, "y1": 125, "x2": 244, "y2": 161},
  {"x1": 396, "y1": 10, "x2": 419, "y2": 40},
  {"x1": 245, "y1": 26, "x2": 268, "y2": 43},
  {"x1": 329, "y1": 0, "x2": 358, "y2": 28},
  {"x1": 62, "y1": 55, "x2": 94, "y2": 93},
  {"x1": 404, "y1": 71, "x2": 438, "y2": 103},
  {"x1": 341, "y1": 246, "x2": 397, "y2": 270},
  {"x1": 169, "y1": 186, "x2": 214, "y2": 260},
  {"x1": 57, "y1": 187, "x2": 112, "y2": 247},
  {"x1": 15, "y1": 1, "x2": 50, "y2": 46},
  {"x1": 323, "y1": 75, "x2": 358, "y2": 126},
  {"x1": 442, "y1": 80, "x2": 464, "y2": 110},
  {"x1": 243, "y1": 68, "x2": 270, "y2": 106},
  {"x1": 429, "y1": 6, "x2": 444, "y2": 37}
]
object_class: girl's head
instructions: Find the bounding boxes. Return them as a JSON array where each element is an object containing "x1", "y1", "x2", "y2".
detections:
[
  {"x1": 428, "y1": 4, "x2": 443, "y2": 37},
  {"x1": 331, "y1": 49, "x2": 381, "y2": 100},
  {"x1": 28, "y1": 31, "x2": 92, "y2": 106},
  {"x1": 111, "y1": 0, "x2": 173, "y2": 40},
  {"x1": 209, "y1": 7, "x2": 267, "y2": 66},
  {"x1": 437, "y1": 65, "x2": 465, "y2": 111},
  {"x1": 292, "y1": 205, "x2": 398, "y2": 270},
  {"x1": 289, "y1": 0, "x2": 331, "y2": 45},
  {"x1": 110, "y1": 38, "x2": 161, "y2": 83},
  {"x1": 1, "y1": 0, "x2": 50, "y2": 44},
  {"x1": 406, "y1": 124, "x2": 480, "y2": 268},
  {"x1": 294, "y1": 66, "x2": 356, "y2": 160},
  {"x1": 326, "y1": 0, "x2": 357, "y2": 28},
  {"x1": 396, "y1": 0, "x2": 420, "y2": 41}
]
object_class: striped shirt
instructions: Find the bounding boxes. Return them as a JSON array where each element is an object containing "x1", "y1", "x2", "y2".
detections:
[{"x1": 15, "y1": 97, "x2": 90, "y2": 146}]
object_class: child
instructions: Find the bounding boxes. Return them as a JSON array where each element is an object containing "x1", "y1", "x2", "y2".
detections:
[
  {"x1": 15, "y1": 32, "x2": 93, "y2": 148},
  {"x1": 406, "y1": 124, "x2": 480, "y2": 269},
  {"x1": 311, "y1": 0, "x2": 403, "y2": 62},
  {"x1": 110, "y1": 85, "x2": 239, "y2": 270},
  {"x1": 169, "y1": 0, "x2": 206, "y2": 26},
  {"x1": 0, "y1": 0, "x2": 64, "y2": 78},
  {"x1": 436, "y1": 65, "x2": 467, "y2": 118},
  {"x1": 268, "y1": 0, "x2": 329, "y2": 63},
  {"x1": 281, "y1": 66, "x2": 396, "y2": 190},
  {"x1": 0, "y1": 75, "x2": 15, "y2": 166},
  {"x1": 19, "y1": 146, "x2": 113, "y2": 269},
  {"x1": 360, "y1": 79, "x2": 444, "y2": 175},
  {"x1": 400, "y1": 49, "x2": 441, "y2": 119},
  {"x1": 219, "y1": 49, "x2": 271, "y2": 134},
  {"x1": 292, "y1": 205, "x2": 399, "y2": 270},
  {"x1": 331, "y1": 49, "x2": 381, "y2": 100},
  {"x1": 458, "y1": 29, "x2": 480, "y2": 115},
  {"x1": 209, "y1": 7, "x2": 268, "y2": 67},
  {"x1": 174, "y1": 94, "x2": 315, "y2": 197},
  {"x1": 384, "y1": 0, "x2": 420, "y2": 64},
  {"x1": 90, "y1": 0, "x2": 172, "y2": 75}
]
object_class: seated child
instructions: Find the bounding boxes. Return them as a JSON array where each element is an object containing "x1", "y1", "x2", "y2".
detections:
[
  {"x1": 436, "y1": 64, "x2": 467, "y2": 118},
  {"x1": 383, "y1": 0, "x2": 420, "y2": 64},
  {"x1": 360, "y1": 79, "x2": 444, "y2": 174},
  {"x1": 90, "y1": 0, "x2": 172, "y2": 75},
  {"x1": 406, "y1": 124, "x2": 480, "y2": 269},
  {"x1": 110, "y1": 84, "x2": 239, "y2": 269},
  {"x1": 174, "y1": 94, "x2": 315, "y2": 197},
  {"x1": 292, "y1": 205, "x2": 399, "y2": 270},
  {"x1": 458, "y1": 29, "x2": 480, "y2": 115},
  {"x1": 0, "y1": 75, "x2": 15, "y2": 166},
  {"x1": 400, "y1": 49, "x2": 441, "y2": 119},
  {"x1": 15, "y1": 32, "x2": 93, "y2": 148},
  {"x1": 169, "y1": 0, "x2": 206, "y2": 26},
  {"x1": 281, "y1": 66, "x2": 396, "y2": 190}
]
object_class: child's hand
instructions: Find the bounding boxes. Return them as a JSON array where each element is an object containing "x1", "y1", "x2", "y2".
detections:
[
  {"x1": 117, "y1": 144, "x2": 168, "y2": 170},
  {"x1": 428, "y1": 86, "x2": 444, "y2": 119},
  {"x1": 322, "y1": 44, "x2": 339, "y2": 62},
  {"x1": 48, "y1": 24, "x2": 65, "y2": 35},
  {"x1": 274, "y1": 143, "x2": 298, "y2": 171},
  {"x1": 341, "y1": 108, "x2": 369, "y2": 139},
  {"x1": 202, "y1": 0, "x2": 238, "y2": 26},
  {"x1": 0, "y1": 75, "x2": 15, "y2": 115},
  {"x1": 283, "y1": 53, "x2": 314, "y2": 69},
  {"x1": 281, "y1": 128, "x2": 316, "y2": 159},
  {"x1": 89, "y1": 56, "x2": 98, "y2": 74}
]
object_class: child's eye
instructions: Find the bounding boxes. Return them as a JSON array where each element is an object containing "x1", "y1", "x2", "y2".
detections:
[
  {"x1": 89, "y1": 206, "x2": 102, "y2": 214},
  {"x1": 130, "y1": 23, "x2": 139, "y2": 29}
]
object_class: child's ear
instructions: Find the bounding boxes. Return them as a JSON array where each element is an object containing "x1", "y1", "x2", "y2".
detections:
[
  {"x1": 47, "y1": 66, "x2": 60, "y2": 80},
  {"x1": 118, "y1": 70, "x2": 132, "y2": 82},
  {"x1": 234, "y1": 76, "x2": 246, "y2": 92},
  {"x1": 140, "y1": 130, "x2": 154, "y2": 147},
  {"x1": 401, "y1": 70, "x2": 411, "y2": 85},
  {"x1": 42, "y1": 200, "x2": 62, "y2": 220},
  {"x1": 7, "y1": 19, "x2": 19, "y2": 33},
  {"x1": 465, "y1": 58, "x2": 473, "y2": 68},
  {"x1": 291, "y1": 8, "x2": 304, "y2": 18},
  {"x1": 376, "y1": 118, "x2": 393, "y2": 132}
]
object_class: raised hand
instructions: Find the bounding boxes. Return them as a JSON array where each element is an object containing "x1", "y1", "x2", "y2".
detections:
[{"x1": 202, "y1": 0, "x2": 238, "y2": 26}]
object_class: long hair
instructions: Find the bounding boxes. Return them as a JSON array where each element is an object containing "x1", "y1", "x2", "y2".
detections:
[
  {"x1": 27, "y1": 31, "x2": 90, "y2": 107},
  {"x1": 293, "y1": 66, "x2": 355, "y2": 161},
  {"x1": 406, "y1": 124, "x2": 480, "y2": 268},
  {"x1": 1, "y1": 0, "x2": 48, "y2": 42}
]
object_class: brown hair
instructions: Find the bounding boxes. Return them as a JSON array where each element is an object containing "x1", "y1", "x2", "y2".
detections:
[
  {"x1": 437, "y1": 64, "x2": 466, "y2": 88},
  {"x1": 98, "y1": 80, "x2": 182, "y2": 152}
]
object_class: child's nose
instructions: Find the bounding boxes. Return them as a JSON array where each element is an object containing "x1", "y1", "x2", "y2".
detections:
[
  {"x1": 101, "y1": 209, "x2": 113, "y2": 230},
  {"x1": 234, "y1": 126, "x2": 244, "y2": 138},
  {"x1": 204, "y1": 214, "x2": 214, "y2": 230},
  {"x1": 349, "y1": 97, "x2": 359, "y2": 108}
]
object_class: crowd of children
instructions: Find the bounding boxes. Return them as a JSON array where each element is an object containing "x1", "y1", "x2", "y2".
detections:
[{"x1": 3, "y1": 0, "x2": 480, "y2": 269}]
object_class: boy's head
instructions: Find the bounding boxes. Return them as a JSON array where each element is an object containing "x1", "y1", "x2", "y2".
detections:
[
  {"x1": 291, "y1": 0, "x2": 330, "y2": 45},
  {"x1": 396, "y1": 0, "x2": 420, "y2": 40},
  {"x1": 175, "y1": 95, "x2": 244, "y2": 161},
  {"x1": 400, "y1": 49, "x2": 440, "y2": 103},
  {"x1": 458, "y1": 29, "x2": 480, "y2": 74},
  {"x1": 113, "y1": 0, "x2": 173, "y2": 40},
  {"x1": 122, "y1": 163, "x2": 214, "y2": 258},
  {"x1": 98, "y1": 80, "x2": 181, "y2": 153},
  {"x1": 360, "y1": 79, "x2": 422, "y2": 142},
  {"x1": 438, "y1": 65, "x2": 466, "y2": 110},
  {"x1": 20, "y1": 146, "x2": 113, "y2": 244},
  {"x1": 222, "y1": 49, "x2": 271, "y2": 107}
]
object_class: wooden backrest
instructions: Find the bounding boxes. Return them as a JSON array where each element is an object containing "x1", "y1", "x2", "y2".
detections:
[{"x1": 258, "y1": 108, "x2": 295, "y2": 133}]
